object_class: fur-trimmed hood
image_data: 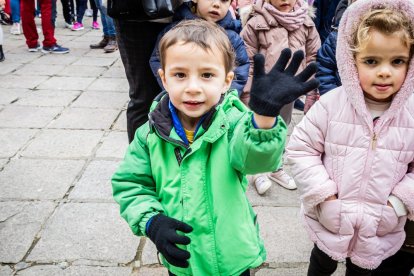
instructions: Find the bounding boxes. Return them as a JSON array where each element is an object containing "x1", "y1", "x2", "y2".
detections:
[{"x1": 336, "y1": 0, "x2": 414, "y2": 133}]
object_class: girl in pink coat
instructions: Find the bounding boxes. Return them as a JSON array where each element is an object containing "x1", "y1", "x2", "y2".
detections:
[
  {"x1": 241, "y1": 0, "x2": 320, "y2": 194},
  {"x1": 286, "y1": 0, "x2": 414, "y2": 274}
]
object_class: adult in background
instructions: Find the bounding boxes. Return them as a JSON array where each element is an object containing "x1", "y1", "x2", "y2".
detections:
[{"x1": 89, "y1": 0, "x2": 117, "y2": 53}]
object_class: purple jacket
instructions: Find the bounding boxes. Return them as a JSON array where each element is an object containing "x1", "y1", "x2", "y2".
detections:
[{"x1": 286, "y1": 0, "x2": 414, "y2": 269}]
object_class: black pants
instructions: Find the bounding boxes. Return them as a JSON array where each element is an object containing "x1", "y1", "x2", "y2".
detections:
[
  {"x1": 60, "y1": 0, "x2": 75, "y2": 24},
  {"x1": 372, "y1": 250, "x2": 414, "y2": 276},
  {"x1": 168, "y1": 269, "x2": 250, "y2": 276},
  {"x1": 114, "y1": 19, "x2": 167, "y2": 142},
  {"x1": 308, "y1": 245, "x2": 372, "y2": 276}
]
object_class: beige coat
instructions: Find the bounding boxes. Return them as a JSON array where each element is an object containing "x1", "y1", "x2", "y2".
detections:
[{"x1": 241, "y1": 0, "x2": 320, "y2": 124}]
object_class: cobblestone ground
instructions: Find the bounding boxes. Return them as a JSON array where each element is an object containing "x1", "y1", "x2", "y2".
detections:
[{"x1": 0, "y1": 6, "x2": 367, "y2": 276}]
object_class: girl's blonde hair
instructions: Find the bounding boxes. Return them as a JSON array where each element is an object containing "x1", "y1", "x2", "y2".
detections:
[
  {"x1": 159, "y1": 20, "x2": 235, "y2": 74},
  {"x1": 351, "y1": 8, "x2": 414, "y2": 55}
]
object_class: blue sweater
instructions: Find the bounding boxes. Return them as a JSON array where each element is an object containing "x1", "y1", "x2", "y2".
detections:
[{"x1": 149, "y1": 2, "x2": 249, "y2": 96}]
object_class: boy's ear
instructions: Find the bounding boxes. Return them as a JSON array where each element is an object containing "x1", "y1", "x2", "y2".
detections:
[
  {"x1": 223, "y1": 71, "x2": 234, "y2": 93},
  {"x1": 158, "y1": 68, "x2": 168, "y2": 90}
]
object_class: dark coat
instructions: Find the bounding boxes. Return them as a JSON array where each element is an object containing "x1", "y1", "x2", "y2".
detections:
[{"x1": 149, "y1": 2, "x2": 249, "y2": 96}]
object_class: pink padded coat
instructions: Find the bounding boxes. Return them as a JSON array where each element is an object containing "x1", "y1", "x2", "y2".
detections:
[{"x1": 285, "y1": 0, "x2": 414, "y2": 270}]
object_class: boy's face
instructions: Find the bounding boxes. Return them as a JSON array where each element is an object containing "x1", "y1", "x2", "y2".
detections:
[
  {"x1": 355, "y1": 30, "x2": 410, "y2": 102},
  {"x1": 269, "y1": 0, "x2": 297, "y2": 12},
  {"x1": 159, "y1": 42, "x2": 234, "y2": 130},
  {"x1": 194, "y1": 0, "x2": 231, "y2": 23}
]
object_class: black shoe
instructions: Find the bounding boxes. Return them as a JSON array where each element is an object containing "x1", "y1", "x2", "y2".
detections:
[
  {"x1": 294, "y1": 99, "x2": 304, "y2": 111},
  {"x1": 0, "y1": 45, "x2": 5, "y2": 62}
]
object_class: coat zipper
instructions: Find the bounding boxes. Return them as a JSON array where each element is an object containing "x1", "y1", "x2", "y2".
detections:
[{"x1": 371, "y1": 133, "x2": 377, "y2": 150}]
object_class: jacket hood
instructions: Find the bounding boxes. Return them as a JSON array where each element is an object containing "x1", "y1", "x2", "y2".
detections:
[
  {"x1": 173, "y1": 2, "x2": 240, "y2": 33},
  {"x1": 336, "y1": 0, "x2": 414, "y2": 130}
]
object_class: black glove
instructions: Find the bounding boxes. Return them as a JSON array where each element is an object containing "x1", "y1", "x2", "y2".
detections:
[
  {"x1": 249, "y1": 48, "x2": 320, "y2": 117},
  {"x1": 147, "y1": 214, "x2": 193, "y2": 268}
]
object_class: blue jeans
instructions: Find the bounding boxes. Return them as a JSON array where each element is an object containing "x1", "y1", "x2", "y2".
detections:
[
  {"x1": 93, "y1": 0, "x2": 115, "y2": 36},
  {"x1": 10, "y1": 0, "x2": 20, "y2": 23}
]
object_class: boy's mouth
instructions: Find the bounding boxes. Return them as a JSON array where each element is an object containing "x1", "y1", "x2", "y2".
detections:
[{"x1": 183, "y1": 101, "x2": 203, "y2": 106}]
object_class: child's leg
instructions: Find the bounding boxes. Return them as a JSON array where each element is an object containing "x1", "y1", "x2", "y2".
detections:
[
  {"x1": 88, "y1": 0, "x2": 97, "y2": 22},
  {"x1": 307, "y1": 245, "x2": 338, "y2": 276},
  {"x1": 345, "y1": 259, "x2": 371, "y2": 276},
  {"x1": 169, "y1": 269, "x2": 251, "y2": 276},
  {"x1": 372, "y1": 250, "x2": 414, "y2": 276}
]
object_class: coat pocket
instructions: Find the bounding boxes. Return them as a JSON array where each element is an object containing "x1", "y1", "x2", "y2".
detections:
[
  {"x1": 316, "y1": 199, "x2": 342, "y2": 234},
  {"x1": 376, "y1": 205, "x2": 399, "y2": 237}
]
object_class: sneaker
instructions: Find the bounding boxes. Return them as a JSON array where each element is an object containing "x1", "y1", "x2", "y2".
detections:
[
  {"x1": 65, "y1": 22, "x2": 73, "y2": 29},
  {"x1": 92, "y1": 21, "x2": 99, "y2": 29},
  {"x1": 41, "y1": 44, "x2": 70, "y2": 54},
  {"x1": 10, "y1": 22, "x2": 21, "y2": 34},
  {"x1": 253, "y1": 174, "x2": 272, "y2": 195},
  {"x1": 71, "y1": 22, "x2": 84, "y2": 31},
  {"x1": 268, "y1": 169, "x2": 297, "y2": 190},
  {"x1": 28, "y1": 44, "x2": 41, "y2": 52}
]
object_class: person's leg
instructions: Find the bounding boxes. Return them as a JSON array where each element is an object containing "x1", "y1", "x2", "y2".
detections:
[
  {"x1": 239, "y1": 269, "x2": 250, "y2": 276},
  {"x1": 10, "y1": 0, "x2": 20, "y2": 23},
  {"x1": 345, "y1": 259, "x2": 372, "y2": 276},
  {"x1": 39, "y1": 0, "x2": 56, "y2": 47},
  {"x1": 75, "y1": 0, "x2": 86, "y2": 24},
  {"x1": 115, "y1": 19, "x2": 167, "y2": 142},
  {"x1": 373, "y1": 250, "x2": 414, "y2": 276},
  {"x1": 60, "y1": 0, "x2": 71, "y2": 24},
  {"x1": 0, "y1": 25, "x2": 4, "y2": 62},
  {"x1": 21, "y1": 0, "x2": 39, "y2": 48},
  {"x1": 89, "y1": 0, "x2": 97, "y2": 22},
  {"x1": 307, "y1": 245, "x2": 338, "y2": 276}
]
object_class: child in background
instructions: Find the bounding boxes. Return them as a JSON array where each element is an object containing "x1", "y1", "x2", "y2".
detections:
[
  {"x1": 149, "y1": 0, "x2": 249, "y2": 96},
  {"x1": 286, "y1": 0, "x2": 414, "y2": 274},
  {"x1": 112, "y1": 20, "x2": 318, "y2": 275},
  {"x1": 241, "y1": 0, "x2": 320, "y2": 194},
  {"x1": 0, "y1": 0, "x2": 4, "y2": 61}
]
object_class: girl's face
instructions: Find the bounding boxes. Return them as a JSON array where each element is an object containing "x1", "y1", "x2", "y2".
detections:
[
  {"x1": 269, "y1": 0, "x2": 297, "y2": 12},
  {"x1": 195, "y1": 0, "x2": 231, "y2": 23},
  {"x1": 355, "y1": 29, "x2": 410, "y2": 102}
]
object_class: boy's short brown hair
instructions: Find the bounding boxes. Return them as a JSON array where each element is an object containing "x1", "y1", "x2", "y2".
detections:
[
  {"x1": 158, "y1": 19, "x2": 235, "y2": 74},
  {"x1": 351, "y1": 8, "x2": 414, "y2": 55}
]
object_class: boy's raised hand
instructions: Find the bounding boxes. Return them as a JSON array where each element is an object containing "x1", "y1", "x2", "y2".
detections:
[
  {"x1": 249, "y1": 48, "x2": 320, "y2": 117},
  {"x1": 147, "y1": 214, "x2": 193, "y2": 268}
]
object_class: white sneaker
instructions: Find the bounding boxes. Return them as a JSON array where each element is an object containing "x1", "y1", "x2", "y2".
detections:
[
  {"x1": 268, "y1": 169, "x2": 297, "y2": 190},
  {"x1": 85, "y1": 8, "x2": 93, "y2": 17},
  {"x1": 65, "y1": 22, "x2": 73, "y2": 29},
  {"x1": 10, "y1": 22, "x2": 21, "y2": 35},
  {"x1": 253, "y1": 174, "x2": 272, "y2": 195}
]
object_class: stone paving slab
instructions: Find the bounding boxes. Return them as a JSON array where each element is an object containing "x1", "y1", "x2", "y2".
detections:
[
  {"x1": 95, "y1": 131, "x2": 129, "y2": 159},
  {"x1": 101, "y1": 67, "x2": 127, "y2": 79},
  {"x1": 48, "y1": 107, "x2": 120, "y2": 130},
  {"x1": 36, "y1": 76, "x2": 96, "y2": 91},
  {"x1": 0, "y1": 128, "x2": 37, "y2": 158},
  {"x1": 31, "y1": 54, "x2": 79, "y2": 66},
  {"x1": 3, "y1": 53, "x2": 40, "y2": 64},
  {"x1": 14, "y1": 90, "x2": 81, "y2": 107},
  {"x1": 0, "y1": 159, "x2": 8, "y2": 168},
  {"x1": 69, "y1": 160, "x2": 120, "y2": 201},
  {"x1": 141, "y1": 239, "x2": 158, "y2": 266},
  {"x1": 0, "y1": 62, "x2": 24, "y2": 75},
  {"x1": 21, "y1": 129, "x2": 104, "y2": 158},
  {"x1": 72, "y1": 56, "x2": 118, "y2": 67},
  {"x1": 0, "y1": 106, "x2": 63, "y2": 128},
  {"x1": 0, "y1": 75, "x2": 49, "y2": 89},
  {"x1": 255, "y1": 206, "x2": 313, "y2": 264},
  {"x1": 71, "y1": 91, "x2": 129, "y2": 109},
  {"x1": 112, "y1": 110, "x2": 127, "y2": 131},
  {"x1": 13, "y1": 64, "x2": 66, "y2": 76},
  {"x1": 0, "y1": 201, "x2": 56, "y2": 263},
  {"x1": 57, "y1": 65, "x2": 106, "y2": 78},
  {"x1": 27, "y1": 203, "x2": 140, "y2": 263},
  {"x1": 0, "y1": 265, "x2": 13, "y2": 275},
  {"x1": 16, "y1": 265, "x2": 132, "y2": 276},
  {"x1": 0, "y1": 159, "x2": 85, "y2": 200},
  {"x1": 87, "y1": 78, "x2": 129, "y2": 92},
  {"x1": 247, "y1": 181, "x2": 300, "y2": 207},
  {"x1": 0, "y1": 88, "x2": 29, "y2": 105},
  {"x1": 135, "y1": 267, "x2": 168, "y2": 276}
]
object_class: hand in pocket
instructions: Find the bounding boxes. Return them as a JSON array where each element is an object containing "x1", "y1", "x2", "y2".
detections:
[{"x1": 316, "y1": 199, "x2": 342, "y2": 234}]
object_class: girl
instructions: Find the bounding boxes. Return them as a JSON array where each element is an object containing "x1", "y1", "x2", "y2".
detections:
[
  {"x1": 286, "y1": 0, "x2": 414, "y2": 274},
  {"x1": 241, "y1": 0, "x2": 320, "y2": 194}
]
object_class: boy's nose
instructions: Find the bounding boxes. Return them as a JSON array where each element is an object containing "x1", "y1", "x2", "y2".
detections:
[{"x1": 186, "y1": 77, "x2": 202, "y2": 93}]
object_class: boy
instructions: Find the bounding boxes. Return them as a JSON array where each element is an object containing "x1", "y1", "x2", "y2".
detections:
[
  {"x1": 112, "y1": 20, "x2": 318, "y2": 275},
  {"x1": 149, "y1": 0, "x2": 249, "y2": 96}
]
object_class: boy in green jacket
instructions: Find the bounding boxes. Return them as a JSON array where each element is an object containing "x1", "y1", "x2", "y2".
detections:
[{"x1": 112, "y1": 19, "x2": 319, "y2": 276}]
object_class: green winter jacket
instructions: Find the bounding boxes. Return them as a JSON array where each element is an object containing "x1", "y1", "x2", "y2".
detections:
[{"x1": 112, "y1": 90, "x2": 287, "y2": 275}]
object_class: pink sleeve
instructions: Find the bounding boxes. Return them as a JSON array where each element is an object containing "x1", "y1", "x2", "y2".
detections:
[
  {"x1": 392, "y1": 164, "x2": 414, "y2": 220},
  {"x1": 285, "y1": 100, "x2": 338, "y2": 212}
]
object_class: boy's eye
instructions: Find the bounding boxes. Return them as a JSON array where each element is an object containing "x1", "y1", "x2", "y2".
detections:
[
  {"x1": 174, "y1": 73, "x2": 186, "y2": 78},
  {"x1": 202, "y1": 73, "x2": 214, "y2": 79}
]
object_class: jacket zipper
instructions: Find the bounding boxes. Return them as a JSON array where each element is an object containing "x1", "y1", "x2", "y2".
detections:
[{"x1": 371, "y1": 133, "x2": 377, "y2": 150}]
